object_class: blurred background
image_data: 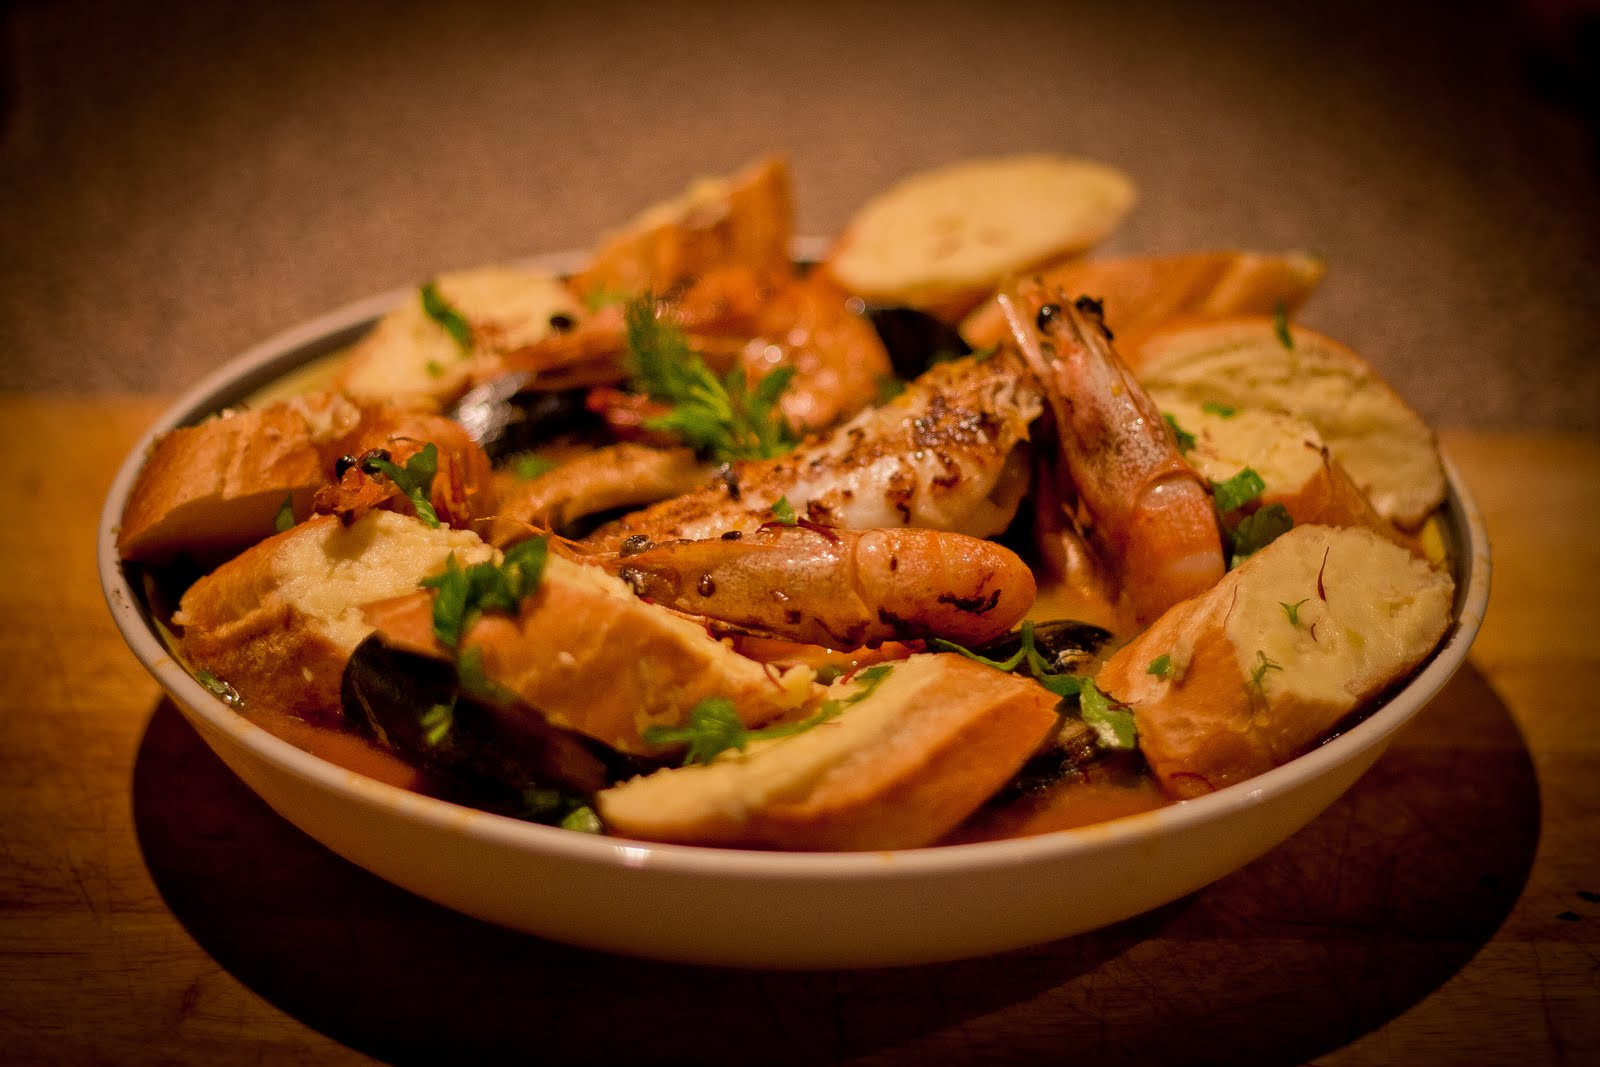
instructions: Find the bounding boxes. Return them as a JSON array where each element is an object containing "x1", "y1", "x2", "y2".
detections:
[{"x1": 2, "y1": 0, "x2": 1596, "y2": 430}]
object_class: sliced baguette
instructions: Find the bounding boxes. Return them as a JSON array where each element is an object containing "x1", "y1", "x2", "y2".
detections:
[
  {"x1": 117, "y1": 393, "x2": 363, "y2": 563},
  {"x1": 174, "y1": 511, "x2": 498, "y2": 721},
  {"x1": 1095, "y1": 524, "x2": 1454, "y2": 798},
  {"x1": 596, "y1": 653, "x2": 1062, "y2": 851},
  {"x1": 337, "y1": 265, "x2": 582, "y2": 411},
  {"x1": 1159, "y1": 398, "x2": 1412, "y2": 550},
  {"x1": 363, "y1": 553, "x2": 819, "y2": 755},
  {"x1": 823, "y1": 154, "x2": 1135, "y2": 321},
  {"x1": 1134, "y1": 318, "x2": 1447, "y2": 529},
  {"x1": 569, "y1": 154, "x2": 795, "y2": 301},
  {"x1": 958, "y1": 250, "x2": 1324, "y2": 351}
]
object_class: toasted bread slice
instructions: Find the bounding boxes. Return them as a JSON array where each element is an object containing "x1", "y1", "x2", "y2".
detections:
[
  {"x1": 570, "y1": 154, "x2": 795, "y2": 301},
  {"x1": 337, "y1": 266, "x2": 582, "y2": 411},
  {"x1": 1135, "y1": 318, "x2": 1447, "y2": 529},
  {"x1": 117, "y1": 393, "x2": 364, "y2": 564},
  {"x1": 958, "y1": 250, "x2": 1324, "y2": 351},
  {"x1": 1095, "y1": 524, "x2": 1454, "y2": 798},
  {"x1": 823, "y1": 155, "x2": 1135, "y2": 321},
  {"x1": 363, "y1": 553, "x2": 819, "y2": 755},
  {"x1": 174, "y1": 511, "x2": 498, "y2": 721},
  {"x1": 596, "y1": 653, "x2": 1062, "y2": 850},
  {"x1": 1159, "y1": 398, "x2": 1412, "y2": 550}
]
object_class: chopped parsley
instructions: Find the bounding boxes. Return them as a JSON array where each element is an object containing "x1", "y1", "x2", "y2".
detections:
[
  {"x1": 1202, "y1": 401, "x2": 1237, "y2": 418},
  {"x1": 273, "y1": 494, "x2": 296, "y2": 534},
  {"x1": 420, "y1": 702, "x2": 454, "y2": 747},
  {"x1": 1212, "y1": 467, "x2": 1266, "y2": 513},
  {"x1": 1230, "y1": 502, "x2": 1295, "y2": 567},
  {"x1": 522, "y1": 787, "x2": 602, "y2": 833},
  {"x1": 1147, "y1": 654, "x2": 1172, "y2": 678},
  {"x1": 769, "y1": 496, "x2": 798, "y2": 525},
  {"x1": 420, "y1": 282, "x2": 473, "y2": 353},
  {"x1": 1247, "y1": 649, "x2": 1284, "y2": 698},
  {"x1": 1273, "y1": 302, "x2": 1294, "y2": 350},
  {"x1": 1281, "y1": 598, "x2": 1309, "y2": 625},
  {"x1": 506, "y1": 452, "x2": 559, "y2": 481},
  {"x1": 624, "y1": 294, "x2": 799, "y2": 463},
  {"x1": 362, "y1": 443, "x2": 441, "y2": 528},
  {"x1": 420, "y1": 536, "x2": 550, "y2": 649},
  {"x1": 1164, "y1": 413, "x2": 1196, "y2": 453},
  {"x1": 644, "y1": 664, "x2": 895, "y2": 766},
  {"x1": 1078, "y1": 681, "x2": 1138, "y2": 750}
]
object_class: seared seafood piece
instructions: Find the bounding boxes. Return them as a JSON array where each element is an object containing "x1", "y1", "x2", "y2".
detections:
[
  {"x1": 586, "y1": 349, "x2": 1044, "y2": 548},
  {"x1": 588, "y1": 524, "x2": 1036, "y2": 648},
  {"x1": 1001, "y1": 286, "x2": 1225, "y2": 625},
  {"x1": 482, "y1": 443, "x2": 706, "y2": 546}
]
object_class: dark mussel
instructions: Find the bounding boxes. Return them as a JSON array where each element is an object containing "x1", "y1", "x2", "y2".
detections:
[
  {"x1": 864, "y1": 306, "x2": 973, "y2": 382},
  {"x1": 976, "y1": 619, "x2": 1114, "y2": 675},
  {"x1": 447, "y1": 372, "x2": 605, "y2": 462},
  {"x1": 341, "y1": 635, "x2": 639, "y2": 821}
]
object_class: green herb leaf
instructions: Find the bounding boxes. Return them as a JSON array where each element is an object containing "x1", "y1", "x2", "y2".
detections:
[
  {"x1": 1164, "y1": 413, "x2": 1196, "y2": 453},
  {"x1": 1212, "y1": 467, "x2": 1267, "y2": 513},
  {"x1": 1079, "y1": 681, "x2": 1138, "y2": 750},
  {"x1": 770, "y1": 496, "x2": 798, "y2": 525},
  {"x1": 1247, "y1": 649, "x2": 1284, "y2": 699},
  {"x1": 522, "y1": 787, "x2": 603, "y2": 832},
  {"x1": 1230, "y1": 502, "x2": 1295, "y2": 567},
  {"x1": 194, "y1": 668, "x2": 243, "y2": 709},
  {"x1": 625, "y1": 294, "x2": 798, "y2": 462},
  {"x1": 1202, "y1": 401, "x2": 1237, "y2": 418},
  {"x1": 363, "y1": 443, "x2": 441, "y2": 528},
  {"x1": 1147, "y1": 653, "x2": 1172, "y2": 678},
  {"x1": 1281, "y1": 598, "x2": 1308, "y2": 625},
  {"x1": 506, "y1": 452, "x2": 559, "y2": 480},
  {"x1": 420, "y1": 701, "x2": 454, "y2": 746},
  {"x1": 420, "y1": 282, "x2": 474, "y2": 353},
  {"x1": 273, "y1": 494, "x2": 296, "y2": 534},
  {"x1": 420, "y1": 537, "x2": 549, "y2": 649},
  {"x1": 1273, "y1": 302, "x2": 1294, "y2": 350},
  {"x1": 560, "y1": 806, "x2": 603, "y2": 834}
]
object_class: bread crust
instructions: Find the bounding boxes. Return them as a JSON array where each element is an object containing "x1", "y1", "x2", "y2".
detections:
[{"x1": 596, "y1": 653, "x2": 1062, "y2": 850}]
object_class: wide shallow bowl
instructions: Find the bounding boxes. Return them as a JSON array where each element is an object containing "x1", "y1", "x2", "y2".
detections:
[{"x1": 100, "y1": 251, "x2": 1491, "y2": 969}]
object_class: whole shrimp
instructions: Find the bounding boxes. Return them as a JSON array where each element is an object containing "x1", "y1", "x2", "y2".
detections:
[
  {"x1": 1000, "y1": 284, "x2": 1225, "y2": 624},
  {"x1": 584, "y1": 522, "x2": 1036, "y2": 648}
]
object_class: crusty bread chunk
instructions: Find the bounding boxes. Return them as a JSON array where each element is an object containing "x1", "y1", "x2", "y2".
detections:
[
  {"x1": 596, "y1": 653, "x2": 1063, "y2": 851},
  {"x1": 363, "y1": 552, "x2": 819, "y2": 755},
  {"x1": 1159, "y1": 398, "x2": 1411, "y2": 550},
  {"x1": 1136, "y1": 318, "x2": 1447, "y2": 529},
  {"x1": 1095, "y1": 525, "x2": 1454, "y2": 798},
  {"x1": 824, "y1": 155, "x2": 1135, "y2": 321},
  {"x1": 337, "y1": 265, "x2": 582, "y2": 411},
  {"x1": 175, "y1": 511, "x2": 497, "y2": 721},
  {"x1": 958, "y1": 250, "x2": 1324, "y2": 351},
  {"x1": 570, "y1": 154, "x2": 795, "y2": 301},
  {"x1": 118, "y1": 392, "x2": 363, "y2": 563}
]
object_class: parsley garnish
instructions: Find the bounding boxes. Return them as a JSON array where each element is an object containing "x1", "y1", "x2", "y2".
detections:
[
  {"x1": 273, "y1": 494, "x2": 295, "y2": 534},
  {"x1": 1247, "y1": 650, "x2": 1284, "y2": 699},
  {"x1": 506, "y1": 452, "x2": 558, "y2": 481},
  {"x1": 1212, "y1": 467, "x2": 1266, "y2": 513},
  {"x1": 420, "y1": 536, "x2": 550, "y2": 649},
  {"x1": 624, "y1": 295, "x2": 799, "y2": 462},
  {"x1": 1273, "y1": 302, "x2": 1294, "y2": 350},
  {"x1": 420, "y1": 282, "x2": 473, "y2": 352},
  {"x1": 1164, "y1": 413, "x2": 1196, "y2": 453},
  {"x1": 644, "y1": 664, "x2": 895, "y2": 766},
  {"x1": 420, "y1": 702, "x2": 454, "y2": 747},
  {"x1": 1281, "y1": 598, "x2": 1308, "y2": 625},
  {"x1": 770, "y1": 496, "x2": 798, "y2": 525},
  {"x1": 1230, "y1": 502, "x2": 1294, "y2": 567},
  {"x1": 363, "y1": 443, "x2": 441, "y2": 528},
  {"x1": 1202, "y1": 401, "x2": 1237, "y2": 418},
  {"x1": 194, "y1": 668, "x2": 243, "y2": 709},
  {"x1": 1078, "y1": 681, "x2": 1138, "y2": 750},
  {"x1": 1147, "y1": 654, "x2": 1172, "y2": 678},
  {"x1": 522, "y1": 787, "x2": 603, "y2": 833}
]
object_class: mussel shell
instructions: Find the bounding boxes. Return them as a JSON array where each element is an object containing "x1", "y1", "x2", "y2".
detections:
[
  {"x1": 865, "y1": 306, "x2": 973, "y2": 381},
  {"x1": 976, "y1": 619, "x2": 1114, "y2": 673},
  {"x1": 341, "y1": 635, "x2": 633, "y2": 804},
  {"x1": 447, "y1": 372, "x2": 603, "y2": 461}
]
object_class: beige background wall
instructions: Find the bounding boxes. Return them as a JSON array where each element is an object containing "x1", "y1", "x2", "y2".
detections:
[{"x1": 2, "y1": 0, "x2": 1596, "y2": 430}]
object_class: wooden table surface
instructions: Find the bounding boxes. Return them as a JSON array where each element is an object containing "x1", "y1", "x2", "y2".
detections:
[{"x1": 1, "y1": 393, "x2": 1595, "y2": 1065}]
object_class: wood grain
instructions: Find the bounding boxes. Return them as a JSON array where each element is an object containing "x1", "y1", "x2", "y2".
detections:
[{"x1": 1, "y1": 398, "x2": 1595, "y2": 1064}]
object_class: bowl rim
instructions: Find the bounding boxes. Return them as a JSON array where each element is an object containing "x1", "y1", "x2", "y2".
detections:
[{"x1": 98, "y1": 248, "x2": 1493, "y2": 883}]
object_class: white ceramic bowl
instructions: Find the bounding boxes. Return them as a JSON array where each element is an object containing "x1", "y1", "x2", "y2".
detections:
[{"x1": 99, "y1": 254, "x2": 1491, "y2": 969}]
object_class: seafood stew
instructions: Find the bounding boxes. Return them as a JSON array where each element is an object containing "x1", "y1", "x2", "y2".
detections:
[{"x1": 114, "y1": 154, "x2": 1459, "y2": 852}]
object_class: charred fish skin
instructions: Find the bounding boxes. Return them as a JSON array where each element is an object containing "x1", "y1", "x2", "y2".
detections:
[{"x1": 584, "y1": 349, "x2": 1044, "y2": 549}]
